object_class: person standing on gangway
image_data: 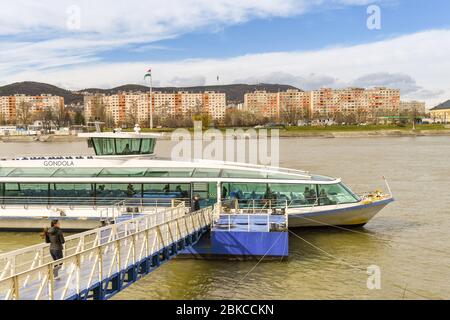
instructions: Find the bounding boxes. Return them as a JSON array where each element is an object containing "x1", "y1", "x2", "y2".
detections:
[{"x1": 42, "y1": 219, "x2": 65, "y2": 279}]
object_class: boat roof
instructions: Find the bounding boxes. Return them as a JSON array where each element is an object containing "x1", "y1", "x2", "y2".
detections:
[
  {"x1": 0, "y1": 157, "x2": 338, "y2": 184},
  {"x1": 78, "y1": 132, "x2": 162, "y2": 139}
]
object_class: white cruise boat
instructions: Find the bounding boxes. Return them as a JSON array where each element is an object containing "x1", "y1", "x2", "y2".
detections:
[{"x1": 0, "y1": 131, "x2": 393, "y2": 230}]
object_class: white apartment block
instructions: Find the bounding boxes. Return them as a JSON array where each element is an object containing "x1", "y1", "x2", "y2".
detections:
[
  {"x1": 84, "y1": 91, "x2": 226, "y2": 125},
  {"x1": 0, "y1": 94, "x2": 64, "y2": 123}
]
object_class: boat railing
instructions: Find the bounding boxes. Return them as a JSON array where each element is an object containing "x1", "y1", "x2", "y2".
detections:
[
  {"x1": 220, "y1": 196, "x2": 341, "y2": 213},
  {"x1": 0, "y1": 196, "x2": 191, "y2": 214},
  {"x1": 214, "y1": 201, "x2": 288, "y2": 232},
  {"x1": 0, "y1": 201, "x2": 189, "y2": 281}
]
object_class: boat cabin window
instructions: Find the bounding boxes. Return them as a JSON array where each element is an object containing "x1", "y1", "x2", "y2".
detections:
[
  {"x1": 222, "y1": 183, "x2": 319, "y2": 207},
  {"x1": 144, "y1": 184, "x2": 190, "y2": 199},
  {"x1": 317, "y1": 183, "x2": 359, "y2": 205},
  {"x1": 90, "y1": 137, "x2": 156, "y2": 156},
  {"x1": 221, "y1": 182, "x2": 359, "y2": 207}
]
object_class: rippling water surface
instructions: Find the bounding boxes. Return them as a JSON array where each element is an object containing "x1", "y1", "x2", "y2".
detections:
[{"x1": 0, "y1": 137, "x2": 449, "y2": 299}]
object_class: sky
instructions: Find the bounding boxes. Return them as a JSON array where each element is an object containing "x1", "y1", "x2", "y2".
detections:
[{"x1": 1, "y1": 0, "x2": 450, "y2": 106}]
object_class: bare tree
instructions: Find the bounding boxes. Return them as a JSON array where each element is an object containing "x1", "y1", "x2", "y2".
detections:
[
  {"x1": 16, "y1": 101, "x2": 33, "y2": 125},
  {"x1": 91, "y1": 97, "x2": 106, "y2": 123},
  {"x1": 126, "y1": 100, "x2": 139, "y2": 127}
]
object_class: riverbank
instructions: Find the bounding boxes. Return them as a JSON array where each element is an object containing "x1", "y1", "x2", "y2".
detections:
[{"x1": 1, "y1": 125, "x2": 450, "y2": 142}]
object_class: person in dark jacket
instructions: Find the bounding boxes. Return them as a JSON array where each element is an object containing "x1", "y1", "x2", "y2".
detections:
[
  {"x1": 44, "y1": 219, "x2": 65, "y2": 279},
  {"x1": 192, "y1": 195, "x2": 201, "y2": 211}
]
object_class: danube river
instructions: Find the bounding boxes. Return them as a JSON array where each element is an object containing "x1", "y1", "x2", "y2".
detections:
[{"x1": 0, "y1": 137, "x2": 449, "y2": 299}]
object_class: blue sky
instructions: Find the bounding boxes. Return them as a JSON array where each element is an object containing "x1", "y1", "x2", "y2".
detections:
[
  {"x1": 1, "y1": 0, "x2": 450, "y2": 106},
  {"x1": 108, "y1": 0, "x2": 450, "y2": 61}
]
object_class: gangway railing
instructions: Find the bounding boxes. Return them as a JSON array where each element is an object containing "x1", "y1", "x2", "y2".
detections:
[
  {"x1": 0, "y1": 204, "x2": 213, "y2": 300},
  {"x1": 0, "y1": 202, "x2": 186, "y2": 280}
]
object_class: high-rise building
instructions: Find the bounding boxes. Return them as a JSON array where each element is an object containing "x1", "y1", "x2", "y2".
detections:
[
  {"x1": 0, "y1": 94, "x2": 64, "y2": 124},
  {"x1": 243, "y1": 89, "x2": 311, "y2": 119},
  {"x1": 84, "y1": 91, "x2": 226, "y2": 125},
  {"x1": 244, "y1": 87, "x2": 401, "y2": 120}
]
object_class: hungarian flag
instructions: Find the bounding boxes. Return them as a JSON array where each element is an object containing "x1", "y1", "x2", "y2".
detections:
[{"x1": 144, "y1": 68, "x2": 152, "y2": 79}]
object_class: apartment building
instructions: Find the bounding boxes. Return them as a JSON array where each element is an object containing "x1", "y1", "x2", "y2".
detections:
[
  {"x1": 243, "y1": 89, "x2": 311, "y2": 119},
  {"x1": 244, "y1": 87, "x2": 402, "y2": 120},
  {"x1": 0, "y1": 94, "x2": 64, "y2": 124},
  {"x1": 399, "y1": 101, "x2": 426, "y2": 114},
  {"x1": 84, "y1": 91, "x2": 226, "y2": 125}
]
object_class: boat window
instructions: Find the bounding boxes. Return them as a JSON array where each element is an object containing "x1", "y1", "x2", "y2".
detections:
[
  {"x1": 221, "y1": 169, "x2": 267, "y2": 179},
  {"x1": 143, "y1": 183, "x2": 190, "y2": 199},
  {"x1": 115, "y1": 138, "x2": 141, "y2": 155},
  {"x1": 267, "y1": 172, "x2": 308, "y2": 180},
  {"x1": 98, "y1": 168, "x2": 147, "y2": 177},
  {"x1": 0, "y1": 168, "x2": 15, "y2": 177},
  {"x1": 192, "y1": 168, "x2": 221, "y2": 178},
  {"x1": 50, "y1": 184, "x2": 94, "y2": 198},
  {"x1": 52, "y1": 168, "x2": 102, "y2": 177},
  {"x1": 225, "y1": 183, "x2": 268, "y2": 200},
  {"x1": 317, "y1": 183, "x2": 359, "y2": 205},
  {"x1": 92, "y1": 138, "x2": 116, "y2": 155},
  {"x1": 96, "y1": 183, "x2": 142, "y2": 198},
  {"x1": 144, "y1": 168, "x2": 193, "y2": 177},
  {"x1": 91, "y1": 137, "x2": 156, "y2": 156},
  {"x1": 269, "y1": 184, "x2": 318, "y2": 207},
  {"x1": 140, "y1": 138, "x2": 156, "y2": 154},
  {"x1": 4, "y1": 183, "x2": 49, "y2": 197},
  {"x1": 7, "y1": 168, "x2": 58, "y2": 177}
]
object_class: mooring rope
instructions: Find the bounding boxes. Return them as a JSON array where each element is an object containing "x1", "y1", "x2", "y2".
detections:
[
  {"x1": 293, "y1": 215, "x2": 449, "y2": 257},
  {"x1": 288, "y1": 229, "x2": 437, "y2": 300},
  {"x1": 229, "y1": 231, "x2": 285, "y2": 299}
]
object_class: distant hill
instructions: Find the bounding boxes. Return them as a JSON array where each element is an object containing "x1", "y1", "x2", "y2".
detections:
[
  {"x1": 431, "y1": 100, "x2": 450, "y2": 110},
  {"x1": 0, "y1": 82, "x2": 300, "y2": 104},
  {"x1": 0, "y1": 81, "x2": 81, "y2": 104},
  {"x1": 81, "y1": 83, "x2": 300, "y2": 103}
]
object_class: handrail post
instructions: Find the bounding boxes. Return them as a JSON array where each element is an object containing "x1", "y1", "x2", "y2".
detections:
[
  {"x1": 12, "y1": 275, "x2": 19, "y2": 300},
  {"x1": 48, "y1": 264, "x2": 54, "y2": 300}
]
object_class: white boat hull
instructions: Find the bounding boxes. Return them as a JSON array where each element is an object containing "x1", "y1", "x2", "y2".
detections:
[{"x1": 287, "y1": 198, "x2": 393, "y2": 228}]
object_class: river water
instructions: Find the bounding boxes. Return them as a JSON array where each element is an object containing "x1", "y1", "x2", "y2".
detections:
[{"x1": 0, "y1": 137, "x2": 449, "y2": 299}]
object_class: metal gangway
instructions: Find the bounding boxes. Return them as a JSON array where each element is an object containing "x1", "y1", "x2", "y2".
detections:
[{"x1": 0, "y1": 202, "x2": 213, "y2": 300}]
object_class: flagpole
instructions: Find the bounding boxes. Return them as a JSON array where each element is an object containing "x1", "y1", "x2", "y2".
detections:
[{"x1": 149, "y1": 74, "x2": 153, "y2": 130}]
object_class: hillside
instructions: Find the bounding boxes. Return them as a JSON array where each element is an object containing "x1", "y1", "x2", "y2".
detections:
[
  {"x1": 0, "y1": 82, "x2": 300, "y2": 105},
  {"x1": 0, "y1": 81, "x2": 81, "y2": 104},
  {"x1": 81, "y1": 83, "x2": 300, "y2": 103}
]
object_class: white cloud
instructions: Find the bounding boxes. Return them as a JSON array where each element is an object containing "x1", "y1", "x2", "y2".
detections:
[
  {"x1": 1, "y1": 0, "x2": 446, "y2": 107},
  {"x1": 0, "y1": 0, "x2": 380, "y2": 74},
  {"x1": 169, "y1": 76, "x2": 206, "y2": 87},
  {"x1": 5, "y1": 29, "x2": 447, "y2": 107}
]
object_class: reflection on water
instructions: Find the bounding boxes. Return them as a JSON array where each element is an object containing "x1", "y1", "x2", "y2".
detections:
[{"x1": 0, "y1": 137, "x2": 449, "y2": 299}]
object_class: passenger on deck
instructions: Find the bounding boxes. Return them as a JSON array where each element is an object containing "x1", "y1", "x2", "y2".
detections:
[
  {"x1": 222, "y1": 185, "x2": 228, "y2": 199},
  {"x1": 264, "y1": 186, "x2": 274, "y2": 200},
  {"x1": 126, "y1": 184, "x2": 134, "y2": 197},
  {"x1": 192, "y1": 194, "x2": 201, "y2": 211},
  {"x1": 319, "y1": 189, "x2": 335, "y2": 205},
  {"x1": 305, "y1": 187, "x2": 317, "y2": 204},
  {"x1": 175, "y1": 185, "x2": 182, "y2": 194},
  {"x1": 122, "y1": 143, "x2": 131, "y2": 154},
  {"x1": 163, "y1": 184, "x2": 170, "y2": 193}
]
